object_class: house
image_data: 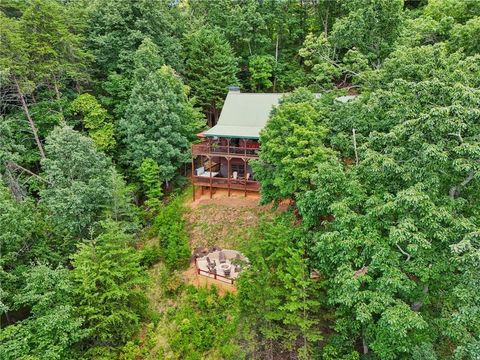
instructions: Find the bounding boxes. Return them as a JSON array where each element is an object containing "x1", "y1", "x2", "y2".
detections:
[
  {"x1": 191, "y1": 87, "x2": 282, "y2": 199},
  {"x1": 191, "y1": 88, "x2": 357, "y2": 199}
]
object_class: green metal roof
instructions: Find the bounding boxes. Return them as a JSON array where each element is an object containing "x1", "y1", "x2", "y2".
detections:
[
  {"x1": 203, "y1": 91, "x2": 357, "y2": 139},
  {"x1": 203, "y1": 92, "x2": 283, "y2": 139}
]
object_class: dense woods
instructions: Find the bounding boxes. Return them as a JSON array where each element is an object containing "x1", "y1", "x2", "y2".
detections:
[{"x1": 1, "y1": 0, "x2": 479, "y2": 359}]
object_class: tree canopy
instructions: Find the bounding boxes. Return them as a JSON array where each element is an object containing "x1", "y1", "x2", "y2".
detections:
[{"x1": 1, "y1": 0, "x2": 480, "y2": 358}]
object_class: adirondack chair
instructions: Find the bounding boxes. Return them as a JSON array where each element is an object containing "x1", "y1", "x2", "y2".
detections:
[
  {"x1": 206, "y1": 256, "x2": 216, "y2": 270},
  {"x1": 240, "y1": 173, "x2": 250, "y2": 185}
]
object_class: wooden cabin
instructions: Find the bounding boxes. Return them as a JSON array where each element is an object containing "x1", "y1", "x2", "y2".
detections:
[
  {"x1": 191, "y1": 88, "x2": 356, "y2": 199},
  {"x1": 191, "y1": 88, "x2": 282, "y2": 198}
]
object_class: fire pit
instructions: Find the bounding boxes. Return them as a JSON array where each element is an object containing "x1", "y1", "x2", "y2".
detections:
[
  {"x1": 195, "y1": 249, "x2": 248, "y2": 283},
  {"x1": 220, "y1": 263, "x2": 231, "y2": 276}
]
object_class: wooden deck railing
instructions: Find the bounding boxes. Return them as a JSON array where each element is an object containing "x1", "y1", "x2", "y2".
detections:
[
  {"x1": 192, "y1": 143, "x2": 259, "y2": 158},
  {"x1": 194, "y1": 258, "x2": 235, "y2": 285},
  {"x1": 192, "y1": 176, "x2": 260, "y2": 191}
]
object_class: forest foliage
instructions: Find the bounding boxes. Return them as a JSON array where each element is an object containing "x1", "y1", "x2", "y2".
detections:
[{"x1": 1, "y1": 0, "x2": 479, "y2": 359}]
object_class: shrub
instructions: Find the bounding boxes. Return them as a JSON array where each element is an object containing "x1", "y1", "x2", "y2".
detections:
[
  {"x1": 153, "y1": 196, "x2": 191, "y2": 270},
  {"x1": 139, "y1": 245, "x2": 162, "y2": 268}
]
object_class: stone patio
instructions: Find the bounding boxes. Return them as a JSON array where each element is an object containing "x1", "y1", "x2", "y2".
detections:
[{"x1": 195, "y1": 249, "x2": 248, "y2": 281}]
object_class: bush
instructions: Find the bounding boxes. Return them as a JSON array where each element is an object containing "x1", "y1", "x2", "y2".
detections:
[
  {"x1": 153, "y1": 196, "x2": 191, "y2": 270},
  {"x1": 167, "y1": 286, "x2": 241, "y2": 359},
  {"x1": 139, "y1": 245, "x2": 162, "y2": 268}
]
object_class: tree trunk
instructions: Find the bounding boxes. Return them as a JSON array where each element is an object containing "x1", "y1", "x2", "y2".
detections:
[
  {"x1": 273, "y1": 34, "x2": 279, "y2": 92},
  {"x1": 362, "y1": 336, "x2": 369, "y2": 354},
  {"x1": 2, "y1": 166, "x2": 25, "y2": 201},
  {"x1": 14, "y1": 77, "x2": 46, "y2": 159}
]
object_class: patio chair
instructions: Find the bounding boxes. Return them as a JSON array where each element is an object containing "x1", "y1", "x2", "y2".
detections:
[
  {"x1": 206, "y1": 257, "x2": 216, "y2": 268},
  {"x1": 224, "y1": 267, "x2": 231, "y2": 277},
  {"x1": 234, "y1": 264, "x2": 241, "y2": 273},
  {"x1": 231, "y1": 171, "x2": 238, "y2": 183},
  {"x1": 219, "y1": 251, "x2": 226, "y2": 264},
  {"x1": 240, "y1": 173, "x2": 250, "y2": 185}
]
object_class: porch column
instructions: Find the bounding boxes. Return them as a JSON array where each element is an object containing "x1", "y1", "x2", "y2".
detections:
[
  {"x1": 208, "y1": 155, "x2": 213, "y2": 199},
  {"x1": 226, "y1": 138, "x2": 231, "y2": 155},
  {"x1": 192, "y1": 154, "x2": 195, "y2": 201},
  {"x1": 201, "y1": 155, "x2": 204, "y2": 195},
  {"x1": 227, "y1": 157, "x2": 231, "y2": 197},
  {"x1": 244, "y1": 159, "x2": 247, "y2": 197}
]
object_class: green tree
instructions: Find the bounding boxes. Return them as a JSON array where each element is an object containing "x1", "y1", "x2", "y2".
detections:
[
  {"x1": 183, "y1": 27, "x2": 238, "y2": 126},
  {"x1": 39, "y1": 126, "x2": 115, "y2": 242},
  {"x1": 19, "y1": 0, "x2": 89, "y2": 100},
  {"x1": 331, "y1": 0, "x2": 404, "y2": 68},
  {"x1": 168, "y1": 286, "x2": 241, "y2": 359},
  {"x1": 424, "y1": 0, "x2": 480, "y2": 24},
  {"x1": 69, "y1": 93, "x2": 116, "y2": 151},
  {"x1": 153, "y1": 196, "x2": 190, "y2": 270},
  {"x1": 299, "y1": 33, "x2": 342, "y2": 89},
  {"x1": 238, "y1": 216, "x2": 322, "y2": 359},
  {"x1": 86, "y1": 0, "x2": 182, "y2": 118},
  {"x1": 253, "y1": 89, "x2": 335, "y2": 205},
  {"x1": 105, "y1": 171, "x2": 141, "y2": 235},
  {"x1": 248, "y1": 54, "x2": 275, "y2": 91},
  {"x1": 86, "y1": 0, "x2": 181, "y2": 75},
  {"x1": 449, "y1": 17, "x2": 480, "y2": 56},
  {"x1": 119, "y1": 61, "x2": 203, "y2": 185},
  {"x1": 0, "y1": 265, "x2": 85, "y2": 360},
  {"x1": 296, "y1": 66, "x2": 480, "y2": 359},
  {"x1": 71, "y1": 222, "x2": 148, "y2": 348},
  {"x1": 186, "y1": 0, "x2": 267, "y2": 62},
  {"x1": 0, "y1": 0, "x2": 88, "y2": 159},
  {"x1": 138, "y1": 157, "x2": 163, "y2": 216},
  {"x1": 0, "y1": 183, "x2": 46, "y2": 317}
]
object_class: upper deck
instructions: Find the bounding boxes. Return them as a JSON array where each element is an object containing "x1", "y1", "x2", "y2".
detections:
[{"x1": 191, "y1": 140, "x2": 260, "y2": 159}]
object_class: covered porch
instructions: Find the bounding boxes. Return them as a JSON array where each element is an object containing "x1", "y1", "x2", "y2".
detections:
[{"x1": 191, "y1": 154, "x2": 260, "y2": 199}]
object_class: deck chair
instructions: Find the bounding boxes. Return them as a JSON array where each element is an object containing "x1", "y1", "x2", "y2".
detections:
[
  {"x1": 232, "y1": 171, "x2": 238, "y2": 183},
  {"x1": 206, "y1": 257, "x2": 216, "y2": 268},
  {"x1": 240, "y1": 173, "x2": 250, "y2": 185}
]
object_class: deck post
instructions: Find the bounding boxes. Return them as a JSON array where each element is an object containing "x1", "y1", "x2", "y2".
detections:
[
  {"x1": 244, "y1": 159, "x2": 247, "y2": 197},
  {"x1": 227, "y1": 138, "x2": 230, "y2": 155},
  {"x1": 209, "y1": 155, "x2": 213, "y2": 199},
  {"x1": 191, "y1": 153, "x2": 195, "y2": 201},
  {"x1": 227, "y1": 157, "x2": 231, "y2": 197}
]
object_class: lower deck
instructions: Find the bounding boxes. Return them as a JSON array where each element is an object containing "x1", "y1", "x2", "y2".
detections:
[{"x1": 191, "y1": 154, "x2": 260, "y2": 199}]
